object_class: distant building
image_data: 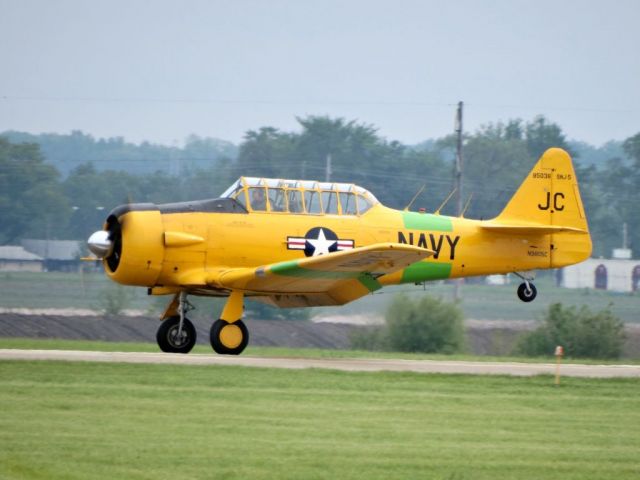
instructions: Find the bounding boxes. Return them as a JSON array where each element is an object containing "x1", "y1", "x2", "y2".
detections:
[
  {"x1": 485, "y1": 274, "x2": 511, "y2": 286},
  {"x1": 560, "y1": 249, "x2": 640, "y2": 293},
  {"x1": 0, "y1": 246, "x2": 44, "y2": 272},
  {"x1": 21, "y1": 239, "x2": 83, "y2": 272}
]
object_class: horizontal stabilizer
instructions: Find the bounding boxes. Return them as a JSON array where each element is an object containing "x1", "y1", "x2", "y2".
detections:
[{"x1": 481, "y1": 224, "x2": 588, "y2": 235}]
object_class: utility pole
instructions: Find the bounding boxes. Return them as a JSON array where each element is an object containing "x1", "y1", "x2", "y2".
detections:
[
  {"x1": 325, "y1": 153, "x2": 332, "y2": 183},
  {"x1": 455, "y1": 101, "x2": 464, "y2": 218},
  {"x1": 454, "y1": 101, "x2": 464, "y2": 301}
]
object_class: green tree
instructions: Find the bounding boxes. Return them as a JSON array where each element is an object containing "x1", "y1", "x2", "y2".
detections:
[
  {"x1": 460, "y1": 128, "x2": 533, "y2": 219},
  {"x1": 234, "y1": 116, "x2": 449, "y2": 211},
  {"x1": 352, "y1": 294, "x2": 465, "y2": 354},
  {"x1": 386, "y1": 294, "x2": 465, "y2": 353},
  {"x1": 622, "y1": 132, "x2": 640, "y2": 163},
  {"x1": 434, "y1": 115, "x2": 573, "y2": 220},
  {"x1": 0, "y1": 137, "x2": 69, "y2": 243},
  {"x1": 235, "y1": 127, "x2": 296, "y2": 178},
  {"x1": 524, "y1": 116, "x2": 572, "y2": 158},
  {"x1": 516, "y1": 303, "x2": 626, "y2": 359},
  {"x1": 621, "y1": 132, "x2": 640, "y2": 254}
]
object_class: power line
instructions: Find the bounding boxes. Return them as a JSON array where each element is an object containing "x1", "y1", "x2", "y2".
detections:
[{"x1": 2, "y1": 95, "x2": 638, "y2": 113}]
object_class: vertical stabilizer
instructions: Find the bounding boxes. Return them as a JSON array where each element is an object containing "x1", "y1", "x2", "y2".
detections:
[
  {"x1": 496, "y1": 148, "x2": 588, "y2": 230},
  {"x1": 495, "y1": 148, "x2": 591, "y2": 266}
]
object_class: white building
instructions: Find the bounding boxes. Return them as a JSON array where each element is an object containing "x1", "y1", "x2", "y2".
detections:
[
  {"x1": 0, "y1": 246, "x2": 44, "y2": 272},
  {"x1": 561, "y1": 249, "x2": 640, "y2": 293},
  {"x1": 21, "y1": 239, "x2": 83, "y2": 272}
]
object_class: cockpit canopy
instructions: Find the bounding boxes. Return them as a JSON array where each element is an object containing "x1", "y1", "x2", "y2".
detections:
[{"x1": 220, "y1": 177, "x2": 379, "y2": 215}]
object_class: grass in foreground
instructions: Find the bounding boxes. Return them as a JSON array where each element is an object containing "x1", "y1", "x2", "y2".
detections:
[
  {"x1": 0, "y1": 361, "x2": 639, "y2": 480},
  {"x1": 1, "y1": 336, "x2": 639, "y2": 365}
]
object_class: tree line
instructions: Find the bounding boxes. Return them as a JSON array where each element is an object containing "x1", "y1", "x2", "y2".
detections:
[{"x1": 1, "y1": 115, "x2": 638, "y2": 259}]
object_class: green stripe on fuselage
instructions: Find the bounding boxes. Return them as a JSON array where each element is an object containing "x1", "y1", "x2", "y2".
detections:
[
  {"x1": 270, "y1": 260, "x2": 382, "y2": 292},
  {"x1": 402, "y1": 212, "x2": 453, "y2": 231},
  {"x1": 400, "y1": 261, "x2": 452, "y2": 283}
]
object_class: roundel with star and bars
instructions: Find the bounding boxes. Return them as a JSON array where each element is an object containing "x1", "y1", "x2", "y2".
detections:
[{"x1": 287, "y1": 227, "x2": 355, "y2": 257}]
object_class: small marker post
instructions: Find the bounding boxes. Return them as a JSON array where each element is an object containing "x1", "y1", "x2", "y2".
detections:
[{"x1": 554, "y1": 345, "x2": 564, "y2": 386}]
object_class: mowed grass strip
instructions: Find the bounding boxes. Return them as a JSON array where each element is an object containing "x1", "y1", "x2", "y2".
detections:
[
  {"x1": 0, "y1": 361, "x2": 639, "y2": 480},
  {"x1": 2, "y1": 337, "x2": 640, "y2": 365}
]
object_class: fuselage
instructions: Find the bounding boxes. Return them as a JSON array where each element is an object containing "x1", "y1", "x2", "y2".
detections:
[{"x1": 103, "y1": 199, "x2": 590, "y2": 293}]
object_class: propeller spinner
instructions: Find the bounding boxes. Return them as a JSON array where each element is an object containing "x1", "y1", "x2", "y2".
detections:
[{"x1": 87, "y1": 230, "x2": 113, "y2": 258}]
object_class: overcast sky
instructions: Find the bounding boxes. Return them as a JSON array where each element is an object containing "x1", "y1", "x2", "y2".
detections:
[{"x1": 1, "y1": 0, "x2": 638, "y2": 146}]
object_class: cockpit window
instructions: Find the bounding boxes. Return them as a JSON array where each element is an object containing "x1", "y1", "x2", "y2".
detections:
[
  {"x1": 268, "y1": 187, "x2": 287, "y2": 212},
  {"x1": 305, "y1": 190, "x2": 323, "y2": 214},
  {"x1": 322, "y1": 191, "x2": 339, "y2": 215},
  {"x1": 248, "y1": 187, "x2": 267, "y2": 211},
  {"x1": 221, "y1": 177, "x2": 378, "y2": 215},
  {"x1": 233, "y1": 190, "x2": 247, "y2": 209},
  {"x1": 339, "y1": 192, "x2": 357, "y2": 215},
  {"x1": 288, "y1": 190, "x2": 304, "y2": 213},
  {"x1": 356, "y1": 194, "x2": 373, "y2": 214},
  {"x1": 220, "y1": 179, "x2": 242, "y2": 198}
]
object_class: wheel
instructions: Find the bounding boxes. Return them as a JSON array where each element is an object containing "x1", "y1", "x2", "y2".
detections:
[
  {"x1": 156, "y1": 316, "x2": 197, "y2": 354},
  {"x1": 210, "y1": 319, "x2": 249, "y2": 355},
  {"x1": 517, "y1": 282, "x2": 537, "y2": 302}
]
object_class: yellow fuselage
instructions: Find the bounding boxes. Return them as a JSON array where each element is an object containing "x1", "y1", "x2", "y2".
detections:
[{"x1": 106, "y1": 204, "x2": 590, "y2": 292}]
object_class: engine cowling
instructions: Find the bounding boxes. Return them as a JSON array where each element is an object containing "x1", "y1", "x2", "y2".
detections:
[{"x1": 98, "y1": 204, "x2": 165, "y2": 287}]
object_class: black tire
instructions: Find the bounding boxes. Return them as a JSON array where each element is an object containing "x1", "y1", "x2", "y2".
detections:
[
  {"x1": 210, "y1": 319, "x2": 249, "y2": 355},
  {"x1": 156, "y1": 316, "x2": 197, "y2": 354},
  {"x1": 517, "y1": 282, "x2": 537, "y2": 302}
]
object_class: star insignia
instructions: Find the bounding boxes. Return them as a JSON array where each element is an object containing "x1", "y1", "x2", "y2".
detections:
[{"x1": 287, "y1": 227, "x2": 354, "y2": 257}]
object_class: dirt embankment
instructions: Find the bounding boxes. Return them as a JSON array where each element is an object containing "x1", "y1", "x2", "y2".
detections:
[
  {"x1": 0, "y1": 313, "x2": 358, "y2": 350},
  {"x1": 1, "y1": 313, "x2": 639, "y2": 357}
]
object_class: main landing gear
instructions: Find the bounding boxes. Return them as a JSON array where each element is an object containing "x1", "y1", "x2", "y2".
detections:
[
  {"x1": 514, "y1": 273, "x2": 537, "y2": 303},
  {"x1": 157, "y1": 292, "x2": 197, "y2": 353},
  {"x1": 156, "y1": 290, "x2": 249, "y2": 355}
]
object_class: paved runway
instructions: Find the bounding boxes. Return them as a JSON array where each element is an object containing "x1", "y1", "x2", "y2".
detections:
[{"x1": 1, "y1": 349, "x2": 639, "y2": 378}]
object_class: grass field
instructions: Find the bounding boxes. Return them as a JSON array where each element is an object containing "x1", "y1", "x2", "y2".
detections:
[
  {"x1": 1, "y1": 271, "x2": 639, "y2": 322},
  {"x1": 0, "y1": 360, "x2": 639, "y2": 480}
]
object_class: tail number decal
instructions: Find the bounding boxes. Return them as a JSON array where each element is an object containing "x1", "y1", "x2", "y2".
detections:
[{"x1": 538, "y1": 192, "x2": 565, "y2": 211}]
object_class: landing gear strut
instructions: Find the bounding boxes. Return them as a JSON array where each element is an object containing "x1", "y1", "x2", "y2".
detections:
[
  {"x1": 514, "y1": 273, "x2": 537, "y2": 302},
  {"x1": 156, "y1": 292, "x2": 197, "y2": 353}
]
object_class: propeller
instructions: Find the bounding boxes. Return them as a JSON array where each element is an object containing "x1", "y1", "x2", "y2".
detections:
[
  {"x1": 87, "y1": 214, "x2": 123, "y2": 272},
  {"x1": 87, "y1": 188, "x2": 136, "y2": 268}
]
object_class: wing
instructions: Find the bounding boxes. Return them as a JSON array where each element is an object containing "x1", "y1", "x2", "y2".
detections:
[{"x1": 207, "y1": 243, "x2": 433, "y2": 307}]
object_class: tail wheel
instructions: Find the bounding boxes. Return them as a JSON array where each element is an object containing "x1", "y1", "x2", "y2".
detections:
[
  {"x1": 157, "y1": 316, "x2": 197, "y2": 354},
  {"x1": 517, "y1": 282, "x2": 537, "y2": 302},
  {"x1": 210, "y1": 319, "x2": 249, "y2": 355}
]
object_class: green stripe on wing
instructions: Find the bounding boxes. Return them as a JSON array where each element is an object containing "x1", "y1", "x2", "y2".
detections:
[{"x1": 270, "y1": 260, "x2": 382, "y2": 292}]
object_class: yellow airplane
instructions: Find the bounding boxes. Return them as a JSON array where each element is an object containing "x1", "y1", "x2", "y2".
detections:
[{"x1": 87, "y1": 148, "x2": 591, "y2": 355}]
